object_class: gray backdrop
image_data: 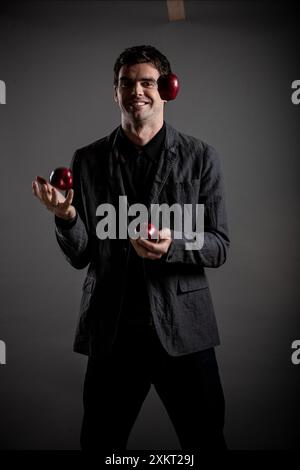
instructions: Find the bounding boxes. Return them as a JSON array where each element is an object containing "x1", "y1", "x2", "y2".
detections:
[{"x1": 0, "y1": 0, "x2": 299, "y2": 450}]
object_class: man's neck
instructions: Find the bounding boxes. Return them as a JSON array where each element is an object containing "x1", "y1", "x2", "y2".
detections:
[{"x1": 121, "y1": 119, "x2": 164, "y2": 147}]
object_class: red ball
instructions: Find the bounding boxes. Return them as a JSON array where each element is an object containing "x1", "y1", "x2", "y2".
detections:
[
  {"x1": 147, "y1": 223, "x2": 159, "y2": 241},
  {"x1": 137, "y1": 222, "x2": 159, "y2": 242},
  {"x1": 49, "y1": 167, "x2": 73, "y2": 190},
  {"x1": 157, "y1": 73, "x2": 180, "y2": 101}
]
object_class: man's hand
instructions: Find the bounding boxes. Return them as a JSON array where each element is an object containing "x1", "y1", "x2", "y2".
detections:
[
  {"x1": 32, "y1": 175, "x2": 76, "y2": 220},
  {"x1": 130, "y1": 228, "x2": 172, "y2": 260}
]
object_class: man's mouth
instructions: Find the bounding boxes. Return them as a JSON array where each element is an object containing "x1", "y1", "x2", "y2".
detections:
[{"x1": 130, "y1": 101, "x2": 150, "y2": 108}]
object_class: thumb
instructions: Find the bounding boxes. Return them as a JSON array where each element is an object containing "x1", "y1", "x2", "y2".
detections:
[{"x1": 65, "y1": 189, "x2": 74, "y2": 206}]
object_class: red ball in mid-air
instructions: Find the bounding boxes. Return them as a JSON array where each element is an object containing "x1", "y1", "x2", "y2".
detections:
[
  {"x1": 49, "y1": 167, "x2": 73, "y2": 190},
  {"x1": 157, "y1": 73, "x2": 180, "y2": 101}
]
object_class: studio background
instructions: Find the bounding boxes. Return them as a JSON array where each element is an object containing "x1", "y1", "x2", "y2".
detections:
[{"x1": 0, "y1": 0, "x2": 299, "y2": 449}]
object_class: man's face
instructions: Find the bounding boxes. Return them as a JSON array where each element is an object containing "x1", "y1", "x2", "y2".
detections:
[{"x1": 114, "y1": 62, "x2": 165, "y2": 124}]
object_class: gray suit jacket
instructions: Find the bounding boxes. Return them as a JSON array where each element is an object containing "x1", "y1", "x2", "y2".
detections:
[{"x1": 55, "y1": 123, "x2": 230, "y2": 357}]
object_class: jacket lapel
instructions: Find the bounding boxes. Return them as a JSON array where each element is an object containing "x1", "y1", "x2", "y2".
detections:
[
  {"x1": 146, "y1": 123, "x2": 178, "y2": 209},
  {"x1": 106, "y1": 126, "x2": 127, "y2": 201}
]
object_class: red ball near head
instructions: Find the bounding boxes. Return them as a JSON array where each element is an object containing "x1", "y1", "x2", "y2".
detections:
[
  {"x1": 157, "y1": 73, "x2": 180, "y2": 101},
  {"x1": 49, "y1": 167, "x2": 73, "y2": 190}
]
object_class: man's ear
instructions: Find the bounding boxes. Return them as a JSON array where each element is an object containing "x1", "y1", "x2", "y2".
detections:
[{"x1": 113, "y1": 87, "x2": 118, "y2": 104}]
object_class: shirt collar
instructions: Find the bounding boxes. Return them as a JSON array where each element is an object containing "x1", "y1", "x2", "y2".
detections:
[{"x1": 118, "y1": 122, "x2": 166, "y2": 161}]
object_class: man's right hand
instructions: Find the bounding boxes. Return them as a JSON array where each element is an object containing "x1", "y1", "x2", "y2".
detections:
[{"x1": 32, "y1": 175, "x2": 76, "y2": 220}]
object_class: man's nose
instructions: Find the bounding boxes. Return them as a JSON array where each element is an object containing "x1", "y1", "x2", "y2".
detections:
[{"x1": 132, "y1": 81, "x2": 144, "y2": 95}]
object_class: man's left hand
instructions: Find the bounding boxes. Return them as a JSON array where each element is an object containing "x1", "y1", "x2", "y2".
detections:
[{"x1": 130, "y1": 228, "x2": 172, "y2": 260}]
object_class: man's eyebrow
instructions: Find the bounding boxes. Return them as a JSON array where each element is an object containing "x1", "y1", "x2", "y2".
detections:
[{"x1": 119, "y1": 76, "x2": 157, "y2": 82}]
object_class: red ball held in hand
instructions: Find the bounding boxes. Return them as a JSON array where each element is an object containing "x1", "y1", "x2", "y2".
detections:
[
  {"x1": 136, "y1": 222, "x2": 159, "y2": 242},
  {"x1": 157, "y1": 73, "x2": 180, "y2": 101},
  {"x1": 49, "y1": 167, "x2": 73, "y2": 190},
  {"x1": 147, "y1": 223, "x2": 159, "y2": 242}
]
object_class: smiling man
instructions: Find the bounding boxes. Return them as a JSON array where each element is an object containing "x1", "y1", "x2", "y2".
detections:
[
  {"x1": 32, "y1": 45, "x2": 230, "y2": 451},
  {"x1": 115, "y1": 62, "x2": 164, "y2": 141}
]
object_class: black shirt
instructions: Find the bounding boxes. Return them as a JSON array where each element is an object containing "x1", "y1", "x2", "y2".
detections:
[
  {"x1": 118, "y1": 123, "x2": 166, "y2": 205},
  {"x1": 117, "y1": 123, "x2": 166, "y2": 327}
]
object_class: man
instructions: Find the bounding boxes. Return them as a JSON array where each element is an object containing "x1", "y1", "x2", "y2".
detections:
[{"x1": 32, "y1": 45, "x2": 230, "y2": 450}]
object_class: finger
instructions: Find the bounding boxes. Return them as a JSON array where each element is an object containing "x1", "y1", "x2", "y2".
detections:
[
  {"x1": 137, "y1": 238, "x2": 161, "y2": 254},
  {"x1": 158, "y1": 228, "x2": 172, "y2": 240},
  {"x1": 34, "y1": 177, "x2": 49, "y2": 202},
  {"x1": 40, "y1": 183, "x2": 52, "y2": 207},
  {"x1": 51, "y1": 187, "x2": 59, "y2": 207},
  {"x1": 131, "y1": 238, "x2": 162, "y2": 260},
  {"x1": 156, "y1": 240, "x2": 171, "y2": 254},
  {"x1": 32, "y1": 181, "x2": 42, "y2": 200},
  {"x1": 45, "y1": 181, "x2": 53, "y2": 194},
  {"x1": 40, "y1": 183, "x2": 49, "y2": 201},
  {"x1": 36, "y1": 175, "x2": 48, "y2": 185},
  {"x1": 139, "y1": 238, "x2": 171, "y2": 256},
  {"x1": 67, "y1": 189, "x2": 74, "y2": 205},
  {"x1": 61, "y1": 189, "x2": 74, "y2": 209}
]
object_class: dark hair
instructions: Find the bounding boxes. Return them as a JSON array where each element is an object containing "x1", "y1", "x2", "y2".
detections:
[{"x1": 113, "y1": 45, "x2": 171, "y2": 87}]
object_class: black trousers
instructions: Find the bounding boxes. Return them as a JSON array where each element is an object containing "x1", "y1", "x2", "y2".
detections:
[{"x1": 80, "y1": 323, "x2": 227, "y2": 451}]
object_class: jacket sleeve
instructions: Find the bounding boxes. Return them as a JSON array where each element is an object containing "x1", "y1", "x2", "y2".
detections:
[
  {"x1": 165, "y1": 144, "x2": 230, "y2": 268},
  {"x1": 54, "y1": 150, "x2": 91, "y2": 269}
]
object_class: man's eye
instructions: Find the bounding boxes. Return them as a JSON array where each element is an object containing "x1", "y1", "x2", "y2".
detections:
[{"x1": 142, "y1": 81, "x2": 155, "y2": 87}]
